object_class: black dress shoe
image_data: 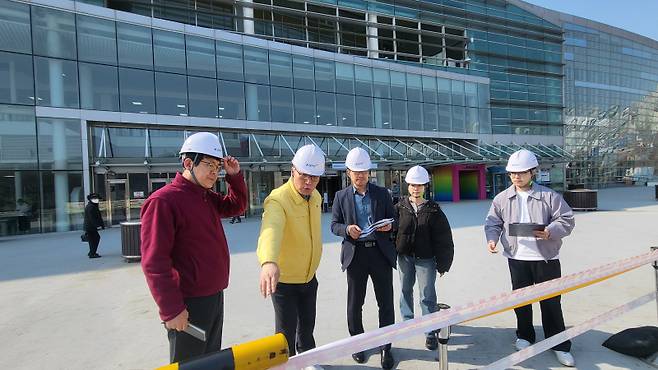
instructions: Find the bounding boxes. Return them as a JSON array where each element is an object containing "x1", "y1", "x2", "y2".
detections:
[
  {"x1": 380, "y1": 348, "x2": 394, "y2": 369},
  {"x1": 90, "y1": 254, "x2": 102, "y2": 258},
  {"x1": 425, "y1": 335, "x2": 438, "y2": 350},
  {"x1": 352, "y1": 351, "x2": 366, "y2": 364}
]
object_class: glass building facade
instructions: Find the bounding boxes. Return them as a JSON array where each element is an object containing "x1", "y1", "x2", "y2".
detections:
[
  {"x1": 509, "y1": 0, "x2": 658, "y2": 188},
  {"x1": 0, "y1": 0, "x2": 578, "y2": 235}
]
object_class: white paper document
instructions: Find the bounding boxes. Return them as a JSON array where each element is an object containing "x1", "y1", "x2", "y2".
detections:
[{"x1": 358, "y1": 218, "x2": 395, "y2": 239}]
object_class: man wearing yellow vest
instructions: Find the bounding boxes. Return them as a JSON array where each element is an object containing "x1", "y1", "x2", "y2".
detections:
[{"x1": 257, "y1": 144, "x2": 325, "y2": 356}]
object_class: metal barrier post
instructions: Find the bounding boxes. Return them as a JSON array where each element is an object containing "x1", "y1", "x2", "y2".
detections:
[
  {"x1": 651, "y1": 249, "x2": 658, "y2": 324},
  {"x1": 436, "y1": 303, "x2": 451, "y2": 370}
]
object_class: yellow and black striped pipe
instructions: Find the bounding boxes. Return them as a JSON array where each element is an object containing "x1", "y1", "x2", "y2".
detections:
[{"x1": 156, "y1": 333, "x2": 288, "y2": 370}]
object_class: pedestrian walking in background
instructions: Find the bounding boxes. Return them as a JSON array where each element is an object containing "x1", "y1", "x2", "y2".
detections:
[
  {"x1": 485, "y1": 149, "x2": 576, "y2": 367},
  {"x1": 257, "y1": 144, "x2": 325, "y2": 357},
  {"x1": 394, "y1": 165, "x2": 454, "y2": 351},
  {"x1": 140, "y1": 132, "x2": 247, "y2": 363},
  {"x1": 83, "y1": 193, "x2": 104, "y2": 258}
]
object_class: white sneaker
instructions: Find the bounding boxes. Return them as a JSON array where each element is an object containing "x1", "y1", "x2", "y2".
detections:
[
  {"x1": 515, "y1": 338, "x2": 531, "y2": 351},
  {"x1": 554, "y1": 350, "x2": 575, "y2": 367}
]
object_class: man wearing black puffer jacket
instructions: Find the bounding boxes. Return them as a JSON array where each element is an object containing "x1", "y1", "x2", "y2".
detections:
[{"x1": 394, "y1": 165, "x2": 454, "y2": 351}]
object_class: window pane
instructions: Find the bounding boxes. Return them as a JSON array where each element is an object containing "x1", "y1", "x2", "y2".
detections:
[
  {"x1": 479, "y1": 109, "x2": 491, "y2": 133},
  {"x1": 451, "y1": 80, "x2": 465, "y2": 106},
  {"x1": 37, "y1": 118, "x2": 82, "y2": 170},
  {"x1": 149, "y1": 128, "x2": 184, "y2": 158},
  {"x1": 217, "y1": 41, "x2": 243, "y2": 81},
  {"x1": 294, "y1": 89, "x2": 315, "y2": 124},
  {"x1": 77, "y1": 15, "x2": 117, "y2": 65},
  {"x1": 466, "y1": 107, "x2": 478, "y2": 133},
  {"x1": 314, "y1": 59, "x2": 335, "y2": 93},
  {"x1": 79, "y1": 63, "x2": 119, "y2": 111},
  {"x1": 40, "y1": 171, "x2": 82, "y2": 232},
  {"x1": 438, "y1": 78, "x2": 451, "y2": 104},
  {"x1": 153, "y1": 30, "x2": 186, "y2": 74},
  {"x1": 244, "y1": 47, "x2": 269, "y2": 84},
  {"x1": 336, "y1": 94, "x2": 355, "y2": 126},
  {"x1": 293, "y1": 55, "x2": 314, "y2": 90},
  {"x1": 245, "y1": 83, "x2": 270, "y2": 121},
  {"x1": 355, "y1": 96, "x2": 373, "y2": 128},
  {"x1": 0, "y1": 51, "x2": 34, "y2": 105},
  {"x1": 452, "y1": 105, "x2": 465, "y2": 132},
  {"x1": 186, "y1": 35, "x2": 215, "y2": 78},
  {"x1": 117, "y1": 23, "x2": 153, "y2": 69},
  {"x1": 188, "y1": 76, "x2": 218, "y2": 118},
  {"x1": 218, "y1": 80, "x2": 245, "y2": 119},
  {"x1": 270, "y1": 86, "x2": 294, "y2": 123},
  {"x1": 106, "y1": 127, "x2": 145, "y2": 157},
  {"x1": 316, "y1": 92, "x2": 336, "y2": 126},
  {"x1": 465, "y1": 82, "x2": 478, "y2": 107},
  {"x1": 407, "y1": 101, "x2": 422, "y2": 130},
  {"x1": 423, "y1": 103, "x2": 438, "y2": 131},
  {"x1": 478, "y1": 83, "x2": 490, "y2": 107},
  {"x1": 0, "y1": 170, "x2": 40, "y2": 235},
  {"x1": 374, "y1": 98, "x2": 391, "y2": 128},
  {"x1": 34, "y1": 57, "x2": 79, "y2": 108},
  {"x1": 269, "y1": 51, "x2": 293, "y2": 87},
  {"x1": 438, "y1": 104, "x2": 451, "y2": 131},
  {"x1": 336, "y1": 63, "x2": 355, "y2": 95},
  {"x1": 119, "y1": 68, "x2": 155, "y2": 113},
  {"x1": 406, "y1": 73, "x2": 422, "y2": 102},
  {"x1": 0, "y1": 1, "x2": 31, "y2": 53},
  {"x1": 373, "y1": 69, "x2": 390, "y2": 98},
  {"x1": 391, "y1": 100, "x2": 407, "y2": 129},
  {"x1": 355, "y1": 65, "x2": 372, "y2": 96},
  {"x1": 422, "y1": 75, "x2": 437, "y2": 104},
  {"x1": 32, "y1": 7, "x2": 76, "y2": 59},
  {"x1": 155, "y1": 72, "x2": 188, "y2": 116},
  {"x1": 0, "y1": 104, "x2": 37, "y2": 170},
  {"x1": 390, "y1": 71, "x2": 406, "y2": 100}
]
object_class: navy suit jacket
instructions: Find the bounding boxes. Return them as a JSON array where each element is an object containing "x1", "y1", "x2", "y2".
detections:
[{"x1": 331, "y1": 182, "x2": 397, "y2": 271}]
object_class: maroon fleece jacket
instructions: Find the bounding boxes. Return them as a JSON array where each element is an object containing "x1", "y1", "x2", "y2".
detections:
[{"x1": 140, "y1": 172, "x2": 247, "y2": 321}]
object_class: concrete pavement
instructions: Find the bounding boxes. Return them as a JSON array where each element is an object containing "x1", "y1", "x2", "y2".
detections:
[{"x1": 1, "y1": 186, "x2": 657, "y2": 369}]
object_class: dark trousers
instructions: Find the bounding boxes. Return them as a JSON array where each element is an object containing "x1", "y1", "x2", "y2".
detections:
[
  {"x1": 168, "y1": 291, "x2": 224, "y2": 363},
  {"x1": 346, "y1": 245, "x2": 394, "y2": 349},
  {"x1": 272, "y1": 276, "x2": 318, "y2": 356},
  {"x1": 86, "y1": 229, "x2": 100, "y2": 256},
  {"x1": 508, "y1": 259, "x2": 571, "y2": 352}
]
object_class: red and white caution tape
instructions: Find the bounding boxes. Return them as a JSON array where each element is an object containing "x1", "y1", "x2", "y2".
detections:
[
  {"x1": 274, "y1": 250, "x2": 658, "y2": 369},
  {"x1": 483, "y1": 291, "x2": 656, "y2": 370}
]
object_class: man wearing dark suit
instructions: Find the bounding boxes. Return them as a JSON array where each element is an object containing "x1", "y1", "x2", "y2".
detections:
[{"x1": 331, "y1": 147, "x2": 396, "y2": 370}]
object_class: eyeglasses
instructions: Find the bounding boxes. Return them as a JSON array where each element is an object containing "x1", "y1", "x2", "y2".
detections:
[
  {"x1": 508, "y1": 170, "x2": 531, "y2": 177},
  {"x1": 199, "y1": 160, "x2": 222, "y2": 173},
  {"x1": 348, "y1": 170, "x2": 369, "y2": 177},
  {"x1": 293, "y1": 167, "x2": 320, "y2": 182}
]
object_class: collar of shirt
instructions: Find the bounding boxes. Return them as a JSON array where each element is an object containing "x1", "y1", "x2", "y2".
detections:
[
  {"x1": 352, "y1": 184, "x2": 369, "y2": 196},
  {"x1": 173, "y1": 172, "x2": 210, "y2": 196}
]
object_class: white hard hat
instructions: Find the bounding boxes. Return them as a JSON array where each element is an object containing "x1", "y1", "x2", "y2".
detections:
[
  {"x1": 292, "y1": 144, "x2": 325, "y2": 176},
  {"x1": 506, "y1": 149, "x2": 538, "y2": 172},
  {"x1": 179, "y1": 132, "x2": 223, "y2": 159},
  {"x1": 405, "y1": 165, "x2": 430, "y2": 184},
  {"x1": 345, "y1": 147, "x2": 372, "y2": 171}
]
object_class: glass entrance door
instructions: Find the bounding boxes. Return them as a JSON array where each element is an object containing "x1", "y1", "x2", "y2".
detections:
[{"x1": 107, "y1": 179, "x2": 128, "y2": 225}]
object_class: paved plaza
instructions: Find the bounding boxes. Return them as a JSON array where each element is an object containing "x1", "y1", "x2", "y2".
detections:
[{"x1": 1, "y1": 186, "x2": 658, "y2": 370}]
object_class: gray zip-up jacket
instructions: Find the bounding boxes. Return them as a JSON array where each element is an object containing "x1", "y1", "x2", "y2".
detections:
[{"x1": 484, "y1": 183, "x2": 575, "y2": 260}]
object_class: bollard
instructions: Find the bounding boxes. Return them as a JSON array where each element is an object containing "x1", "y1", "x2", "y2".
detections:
[
  {"x1": 155, "y1": 333, "x2": 289, "y2": 370},
  {"x1": 435, "y1": 303, "x2": 451, "y2": 370},
  {"x1": 651, "y1": 249, "x2": 658, "y2": 324}
]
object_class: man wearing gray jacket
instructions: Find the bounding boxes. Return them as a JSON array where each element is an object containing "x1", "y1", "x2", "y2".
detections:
[{"x1": 484, "y1": 149, "x2": 576, "y2": 367}]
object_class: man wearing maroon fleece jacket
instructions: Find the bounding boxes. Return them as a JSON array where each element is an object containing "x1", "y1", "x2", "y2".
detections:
[{"x1": 140, "y1": 132, "x2": 247, "y2": 363}]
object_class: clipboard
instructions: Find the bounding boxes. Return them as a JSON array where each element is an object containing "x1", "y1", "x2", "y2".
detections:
[{"x1": 508, "y1": 223, "x2": 546, "y2": 237}]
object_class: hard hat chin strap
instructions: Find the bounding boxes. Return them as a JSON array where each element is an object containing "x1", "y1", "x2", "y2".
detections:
[{"x1": 184, "y1": 153, "x2": 210, "y2": 189}]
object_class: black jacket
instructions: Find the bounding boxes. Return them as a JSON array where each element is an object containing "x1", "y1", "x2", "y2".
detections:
[
  {"x1": 84, "y1": 202, "x2": 105, "y2": 232},
  {"x1": 394, "y1": 197, "x2": 454, "y2": 273},
  {"x1": 331, "y1": 182, "x2": 397, "y2": 271}
]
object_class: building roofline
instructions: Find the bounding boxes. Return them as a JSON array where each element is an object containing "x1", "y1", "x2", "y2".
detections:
[{"x1": 508, "y1": 0, "x2": 658, "y2": 49}]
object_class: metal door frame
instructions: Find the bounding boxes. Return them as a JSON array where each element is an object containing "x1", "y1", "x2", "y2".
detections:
[{"x1": 106, "y1": 178, "x2": 129, "y2": 225}]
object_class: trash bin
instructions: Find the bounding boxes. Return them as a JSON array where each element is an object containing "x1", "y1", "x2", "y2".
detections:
[
  {"x1": 563, "y1": 189, "x2": 597, "y2": 211},
  {"x1": 120, "y1": 221, "x2": 141, "y2": 262}
]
